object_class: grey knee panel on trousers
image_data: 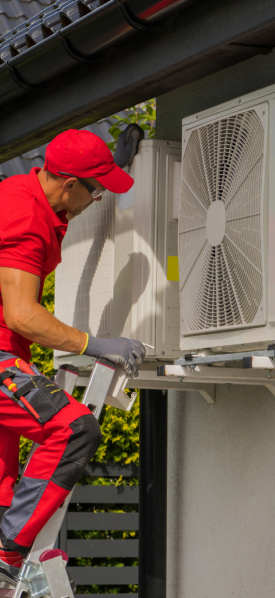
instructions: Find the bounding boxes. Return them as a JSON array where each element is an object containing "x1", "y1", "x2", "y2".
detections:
[
  {"x1": 51, "y1": 414, "x2": 102, "y2": 490},
  {"x1": 0, "y1": 506, "x2": 8, "y2": 525},
  {"x1": 0, "y1": 414, "x2": 102, "y2": 556}
]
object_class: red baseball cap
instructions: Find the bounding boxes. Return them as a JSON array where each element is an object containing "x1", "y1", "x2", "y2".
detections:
[{"x1": 44, "y1": 129, "x2": 134, "y2": 194}]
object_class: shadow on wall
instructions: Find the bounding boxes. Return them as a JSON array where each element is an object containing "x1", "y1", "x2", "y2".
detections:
[
  {"x1": 97, "y1": 251, "x2": 151, "y2": 338},
  {"x1": 72, "y1": 202, "x2": 112, "y2": 334},
  {"x1": 73, "y1": 246, "x2": 150, "y2": 338}
]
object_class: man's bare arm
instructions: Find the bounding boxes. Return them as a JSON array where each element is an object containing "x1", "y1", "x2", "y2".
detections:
[{"x1": 0, "y1": 267, "x2": 86, "y2": 353}]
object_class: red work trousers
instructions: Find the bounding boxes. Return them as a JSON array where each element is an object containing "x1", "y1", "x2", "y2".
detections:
[{"x1": 0, "y1": 357, "x2": 101, "y2": 556}]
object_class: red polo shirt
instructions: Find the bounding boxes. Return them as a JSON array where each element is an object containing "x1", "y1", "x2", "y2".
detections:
[{"x1": 0, "y1": 167, "x2": 68, "y2": 362}]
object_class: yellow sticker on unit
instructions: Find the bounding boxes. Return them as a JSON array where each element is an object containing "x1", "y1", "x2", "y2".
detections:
[{"x1": 167, "y1": 256, "x2": 179, "y2": 281}]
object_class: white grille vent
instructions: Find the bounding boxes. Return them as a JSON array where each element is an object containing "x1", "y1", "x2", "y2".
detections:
[
  {"x1": 179, "y1": 108, "x2": 266, "y2": 335},
  {"x1": 55, "y1": 193, "x2": 114, "y2": 341}
]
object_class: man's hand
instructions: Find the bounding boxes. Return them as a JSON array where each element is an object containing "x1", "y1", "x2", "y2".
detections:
[
  {"x1": 113, "y1": 124, "x2": 144, "y2": 169},
  {"x1": 84, "y1": 336, "x2": 146, "y2": 378}
]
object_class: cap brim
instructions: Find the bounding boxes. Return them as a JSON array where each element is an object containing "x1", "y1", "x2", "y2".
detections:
[{"x1": 94, "y1": 164, "x2": 134, "y2": 194}]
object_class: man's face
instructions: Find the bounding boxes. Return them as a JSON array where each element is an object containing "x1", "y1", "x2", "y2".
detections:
[{"x1": 62, "y1": 176, "x2": 106, "y2": 220}]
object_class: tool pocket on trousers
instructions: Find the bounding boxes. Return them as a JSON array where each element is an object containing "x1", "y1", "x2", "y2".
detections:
[{"x1": 12, "y1": 376, "x2": 69, "y2": 424}]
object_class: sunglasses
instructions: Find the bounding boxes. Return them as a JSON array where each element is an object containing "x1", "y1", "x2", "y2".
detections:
[{"x1": 58, "y1": 171, "x2": 106, "y2": 198}]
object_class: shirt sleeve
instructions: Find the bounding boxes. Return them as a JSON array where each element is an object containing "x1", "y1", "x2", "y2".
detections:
[{"x1": 0, "y1": 203, "x2": 46, "y2": 277}]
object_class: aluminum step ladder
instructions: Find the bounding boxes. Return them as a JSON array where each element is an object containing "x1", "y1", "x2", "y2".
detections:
[{"x1": 0, "y1": 357, "x2": 117, "y2": 598}]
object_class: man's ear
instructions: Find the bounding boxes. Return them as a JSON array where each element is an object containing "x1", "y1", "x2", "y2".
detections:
[{"x1": 63, "y1": 177, "x2": 78, "y2": 192}]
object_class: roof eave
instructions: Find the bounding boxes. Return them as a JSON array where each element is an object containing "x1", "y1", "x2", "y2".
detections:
[{"x1": 0, "y1": 0, "x2": 275, "y2": 161}]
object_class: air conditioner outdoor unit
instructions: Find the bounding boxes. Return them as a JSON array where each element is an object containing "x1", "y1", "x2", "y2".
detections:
[
  {"x1": 54, "y1": 139, "x2": 182, "y2": 377},
  {"x1": 179, "y1": 83, "x2": 275, "y2": 353}
]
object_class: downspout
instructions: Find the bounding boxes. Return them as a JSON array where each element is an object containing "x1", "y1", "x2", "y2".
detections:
[{"x1": 139, "y1": 389, "x2": 168, "y2": 598}]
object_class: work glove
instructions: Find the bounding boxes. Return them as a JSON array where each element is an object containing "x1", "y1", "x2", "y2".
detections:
[
  {"x1": 113, "y1": 124, "x2": 144, "y2": 168},
  {"x1": 84, "y1": 336, "x2": 146, "y2": 378}
]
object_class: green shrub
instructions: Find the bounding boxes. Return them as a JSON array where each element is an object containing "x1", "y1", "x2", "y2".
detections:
[{"x1": 107, "y1": 99, "x2": 156, "y2": 152}]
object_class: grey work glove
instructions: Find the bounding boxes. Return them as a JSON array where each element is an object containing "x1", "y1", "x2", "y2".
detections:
[
  {"x1": 113, "y1": 124, "x2": 145, "y2": 168},
  {"x1": 84, "y1": 336, "x2": 146, "y2": 378}
]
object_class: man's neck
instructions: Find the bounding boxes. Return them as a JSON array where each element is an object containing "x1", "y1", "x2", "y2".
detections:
[{"x1": 37, "y1": 168, "x2": 64, "y2": 213}]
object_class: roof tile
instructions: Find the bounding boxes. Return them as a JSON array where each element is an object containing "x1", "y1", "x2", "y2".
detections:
[
  {"x1": 0, "y1": 0, "x2": 52, "y2": 34},
  {"x1": 0, "y1": 0, "x2": 124, "y2": 182},
  {"x1": 0, "y1": 119, "x2": 125, "y2": 180}
]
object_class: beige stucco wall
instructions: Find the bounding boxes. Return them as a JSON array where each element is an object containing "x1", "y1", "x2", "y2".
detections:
[
  {"x1": 167, "y1": 386, "x2": 275, "y2": 598},
  {"x1": 156, "y1": 50, "x2": 275, "y2": 142},
  {"x1": 156, "y1": 48, "x2": 275, "y2": 598}
]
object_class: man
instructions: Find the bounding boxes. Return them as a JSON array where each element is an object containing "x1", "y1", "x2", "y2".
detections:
[{"x1": 0, "y1": 126, "x2": 145, "y2": 570}]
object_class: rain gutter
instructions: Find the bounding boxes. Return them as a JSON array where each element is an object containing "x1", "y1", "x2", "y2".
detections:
[
  {"x1": 0, "y1": 0, "x2": 197, "y2": 106},
  {"x1": 1, "y1": 0, "x2": 275, "y2": 161}
]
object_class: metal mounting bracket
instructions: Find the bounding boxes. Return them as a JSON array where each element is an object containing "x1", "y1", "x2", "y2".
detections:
[
  {"x1": 174, "y1": 345, "x2": 275, "y2": 367},
  {"x1": 6, "y1": 62, "x2": 43, "y2": 91},
  {"x1": 127, "y1": 368, "x2": 216, "y2": 404},
  {"x1": 78, "y1": 346, "x2": 275, "y2": 405},
  {"x1": 58, "y1": 33, "x2": 111, "y2": 63},
  {"x1": 155, "y1": 363, "x2": 275, "y2": 402},
  {"x1": 119, "y1": 2, "x2": 165, "y2": 32}
]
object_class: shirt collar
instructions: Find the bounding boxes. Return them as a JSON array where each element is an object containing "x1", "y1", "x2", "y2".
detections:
[{"x1": 28, "y1": 167, "x2": 68, "y2": 231}]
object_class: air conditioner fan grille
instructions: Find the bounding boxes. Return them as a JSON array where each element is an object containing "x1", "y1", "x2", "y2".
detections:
[{"x1": 179, "y1": 109, "x2": 265, "y2": 333}]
